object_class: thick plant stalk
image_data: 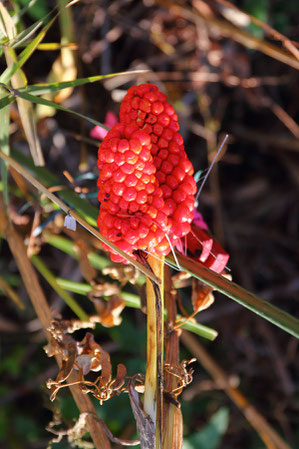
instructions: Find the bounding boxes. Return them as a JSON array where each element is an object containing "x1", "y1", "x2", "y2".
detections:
[
  {"x1": 163, "y1": 266, "x2": 183, "y2": 449},
  {"x1": 144, "y1": 255, "x2": 164, "y2": 449}
]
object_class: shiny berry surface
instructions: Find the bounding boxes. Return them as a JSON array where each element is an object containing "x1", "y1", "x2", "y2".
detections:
[{"x1": 98, "y1": 84, "x2": 196, "y2": 262}]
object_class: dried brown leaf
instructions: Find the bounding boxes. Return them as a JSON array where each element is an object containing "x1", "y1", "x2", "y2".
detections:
[
  {"x1": 163, "y1": 400, "x2": 183, "y2": 449},
  {"x1": 164, "y1": 359, "x2": 196, "y2": 397},
  {"x1": 191, "y1": 279, "x2": 214, "y2": 313},
  {"x1": 100, "y1": 349, "x2": 112, "y2": 386},
  {"x1": 45, "y1": 322, "x2": 78, "y2": 401},
  {"x1": 56, "y1": 341, "x2": 77, "y2": 383},
  {"x1": 88, "y1": 281, "x2": 120, "y2": 299},
  {"x1": 102, "y1": 264, "x2": 139, "y2": 285},
  {"x1": 93, "y1": 295, "x2": 125, "y2": 327},
  {"x1": 77, "y1": 332, "x2": 103, "y2": 374},
  {"x1": 110, "y1": 363, "x2": 127, "y2": 391}
]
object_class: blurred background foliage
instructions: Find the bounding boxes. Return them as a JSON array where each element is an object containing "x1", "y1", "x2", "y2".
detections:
[{"x1": 0, "y1": 0, "x2": 298, "y2": 448}]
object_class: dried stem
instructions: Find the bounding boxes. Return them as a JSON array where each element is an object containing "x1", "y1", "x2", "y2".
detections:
[
  {"x1": 143, "y1": 254, "x2": 164, "y2": 449},
  {"x1": 163, "y1": 266, "x2": 183, "y2": 449}
]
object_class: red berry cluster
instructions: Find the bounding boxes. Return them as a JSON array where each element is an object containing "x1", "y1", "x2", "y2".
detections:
[{"x1": 97, "y1": 84, "x2": 196, "y2": 263}]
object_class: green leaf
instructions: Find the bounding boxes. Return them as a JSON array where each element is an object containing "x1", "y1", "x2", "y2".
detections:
[
  {"x1": 15, "y1": 90, "x2": 107, "y2": 129},
  {"x1": 22, "y1": 70, "x2": 147, "y2": 96},
  {"x1": 0, "y1": 93, "x2": 14, "y2": 111},
  {"x1": 169, "y1": 252, "x2": 299, "y2": 339},
  {"x1": 0, "y1": 70, "x2": 148, "y2": 104},
  {"x1": 10, "y1": 15, "x2": 50, "y2": 49},
  {"x1": 11, "y1": 0, "x2": 44, "y2": 27},
  {"x1": 10, "y1": 147, "x2": 98, "y2": 226},
  {"x1": 56, "y1": 277, "x2": 141, "y2": 307},
  {"x1": 0, "y1": 92, "x2": 10, "y2": 205},
  {"x1": 2, "y1": 47, "x2": 44, "y2": 165},
  {"x1": 183, "y1": 407, "x2": 229, "y2": 449}
]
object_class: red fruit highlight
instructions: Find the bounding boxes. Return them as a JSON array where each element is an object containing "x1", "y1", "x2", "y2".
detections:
[{"x1": 98, "y1": 84, "x2": 197, "y2": 263}]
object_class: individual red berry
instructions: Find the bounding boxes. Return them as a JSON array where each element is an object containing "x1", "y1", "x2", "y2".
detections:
[
  {"x1": 123, "y1": 187, "x2": 137, "y2": 202},
  {"x1": 121, "y1": 163, "x2": 135, "y2": 174},
  {"x1": 112, "y1": 183, "x2": 125, "y2": 196},
  {"x1": 152, "y1": 102, "x2": 164, "y2": 115},
  {"x1": 115, "y1": 153, "x2": 125, "y2": 166},
  {"x1": 124, "y1": 174, "x2": 138, "y2": 187},
  {"x1": 159, "y1": 149, "x2": 169, "y2": 160},
  {"x1": 118, "y1": 139, "x2": 130, "y2": 152},
  {"x1": 161, "y1": 161, "x2": 173, "y2": 174},
  {"x1": 173, "y1": 204, "x2": 191, "y2": 223}
]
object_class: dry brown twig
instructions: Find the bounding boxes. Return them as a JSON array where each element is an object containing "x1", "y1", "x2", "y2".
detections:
[
  {"x1": 215, "y1": 0, "x2": 299, "y2": 61},
  {"x1": 156, "y1": 0, "x2": 299, "y2": 70},
  {"x1": 0, "y1": 274, "x2": 24, "y2": 309}
]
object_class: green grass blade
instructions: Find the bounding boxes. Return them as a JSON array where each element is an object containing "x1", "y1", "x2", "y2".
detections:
[
  {"x1": 0, "y1": 3, "x2": 16, "y2": 41},
  {"x1": 56, "y1": 278, "x2": 140, "y2": 306},
  {"x1": 169, "y1": 252, "x2": 299, "y2": 339},
  {"x1": 21, "y1": 70, "x2": 148, "y2": 96},
  {"x1": 11, "y1": 0, "x2": 43, "y2": 28},
  {"x1": 0, "y1": 93, "x2": 14, "y2": 111},
  {"x1": 31, "y1": 254, "x2": 89, "y2": 321},
  {"x1": 2, "y1": 47, "x2": 44, "y2": 166},
  {"x1": 0, "y1": 92, "x2": 10, "y2": 205},
  {"x1": 0, "y1": 70, "x2": 148, "y2": 107},
  {"x1": 10, "y1": 16, "x2": 49, "y2": 49},
  {"x1": 16, "y1": 90, "x2": 107, "y2": 129}
]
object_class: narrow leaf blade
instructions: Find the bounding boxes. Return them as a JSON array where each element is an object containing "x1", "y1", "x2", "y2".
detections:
[
  {"x1": 169, "y1": 252, "x2": 299, "y2": 339},
  {"x1": 0, "y1": 92, "x2": 10, "y2": 204},
  {"x1": 17, "y1": 90, "x2": 108, "y2": 129}
]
